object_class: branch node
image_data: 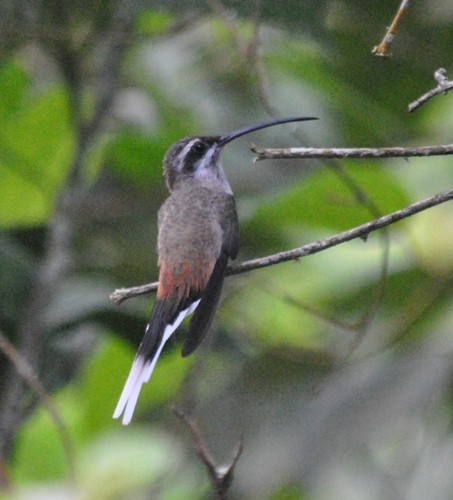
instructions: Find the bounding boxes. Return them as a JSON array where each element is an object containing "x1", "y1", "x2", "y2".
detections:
[
  {"x1": 171, "y1": 405, "x2": 243, "y2": 499},
  {"x1": 408, "y1": 68, "x2": 453, "y2": 112},
  {"x1": 372, "y1": 0, "x2": 410, "y2": 57},
  {"x1": 109, "y1": 282, "x2": 158, "y2": 305}
]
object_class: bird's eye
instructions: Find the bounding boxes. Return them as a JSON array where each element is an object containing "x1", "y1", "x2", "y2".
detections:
[
  {"x1": 192, "y1": 141, "x2": 208, "y2": 155},
  {"x1": 182, "y1": 141, "x2": 209, "y2": 173},
  {"x1": 179, "y1": 138, "x2": 215, "y2": 176}
]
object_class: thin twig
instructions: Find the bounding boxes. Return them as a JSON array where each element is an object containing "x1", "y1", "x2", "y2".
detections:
[
  {"x1": 110, "y1": 188, "x2": 453, "y2": 304},
  {"x1": 372, "y1": 0, "x2": 410, "y2": 57},
  {"x1": 172, "y1": 406, "x2": 243, "y2": 500},
  {"x1": 324, "y1": 162, "x2": 390, "y2": 344},
  {"x1": 408, "y1": 68, "x2": 453, "y2": 112},
  {"x1": 251, "y1": 143, "x2": 453, "y2": 161},
  {"x1": 0, "y1": 457, "x2": 10, "y2": 492},
  {"x1": 0, "y1": 331, "x2": 75, "y2": 481},
  {"x1": 205, "y1": 0, "x2": 248, "y2": 57},
  {"x1": 262, "y1": 281, "x2": 354, "y2": 332},
  {"x1": 245, "y1": 0, "x2": 262, "y2": 70}
]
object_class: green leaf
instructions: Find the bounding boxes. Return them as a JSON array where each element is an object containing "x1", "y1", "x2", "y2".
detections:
[
  {"x1": 135, "y1": 10, "x2": 174, "y2": 36},
  {"x1": 0, "y1": 167, "x2": 50, "y2": 226},
  {"x1": 266, "y1": 39, "x2": 407, "y2": 144},
  {"x1": 78, "y1": 429, "x2": 182, "y2": 499},
  {"x1": 244, "y1": 164, "x2": 410, "y2": 249},
  {"x1": 108, "y1": 129, "x2": 164, "y2": 185},
  {"x1": 0, "y1": 61, "x2": 30, "y2": 120},
  {"x1": 79, "y1": 335, "x2": 191, "y2": 435},
  {"x1": 12, "y1": 391, "x2": 82, "y2": 482},
  {"x1": 225, "y1": 265, "x2": 329, "y2": 349},
  {"x1": 0, "y1": 85, "x2": 73, "y2": 227},
  {"x1": 107, "y1": 95, "x2": 197, "y2": 187}
]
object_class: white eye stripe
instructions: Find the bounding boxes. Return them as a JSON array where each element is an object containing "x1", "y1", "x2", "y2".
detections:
[
  {"x1": 176, "y1": 139, "x2": 199, "y2": 164},
  {"x1": 197, "y1": 145, "x2": 216, "y2": 169},
  {"x1": 177, "y1": 139, "x2": 218, "y2": 174}
]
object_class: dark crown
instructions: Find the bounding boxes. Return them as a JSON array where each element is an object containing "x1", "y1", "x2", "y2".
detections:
[{"x1": 163, "y1": 136, "x2": 220, "y2": 190}]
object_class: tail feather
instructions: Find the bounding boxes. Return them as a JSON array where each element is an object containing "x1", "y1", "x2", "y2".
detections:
[{"x1": 113, "y1": 299, "x2": 200, "y2": 425}]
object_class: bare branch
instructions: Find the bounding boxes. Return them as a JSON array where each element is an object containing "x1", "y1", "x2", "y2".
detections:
[
  {"x1": 408, "y1": 68, "x2": 453, "y2": 112},
  {"x1": 110, "y1": 188, "x2": 453, "y2": 304},
  {"x1": 110, "y1": 282, "x2": 158, "y2": 304},
  {"x1": 172, "y1": 406, "x2": 243, "y2": 500},
  {"x1": 251, "y1": 143, "x2": 453, "y2": 161},
  {"x1": 372, "y1": 0, "x2": 410, "y2": 57},
  {"x1": 227, "y1": 188, "x2": 453, "y2": 272}
]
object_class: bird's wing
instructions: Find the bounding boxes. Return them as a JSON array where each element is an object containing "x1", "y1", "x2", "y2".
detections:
[
  {"x1": 182, "y1": 251, "x2": 228, "y2": 356},
  {"x1": 183, "y1": 194, "x2": 239, "y2": 356}
]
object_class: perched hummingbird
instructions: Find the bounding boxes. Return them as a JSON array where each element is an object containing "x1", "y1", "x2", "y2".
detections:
[{"x1": 113, "y1": 116, "x2": 317, "y2": 425}]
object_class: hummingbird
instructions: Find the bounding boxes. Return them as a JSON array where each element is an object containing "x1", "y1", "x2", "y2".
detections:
[{"x1": 113, "y1": 116, "x2": 317, "y2": 425}]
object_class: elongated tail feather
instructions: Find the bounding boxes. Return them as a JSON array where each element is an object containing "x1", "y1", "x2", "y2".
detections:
[{"x1": 113, "y1": 299, "x2": 200, "y2": 425}]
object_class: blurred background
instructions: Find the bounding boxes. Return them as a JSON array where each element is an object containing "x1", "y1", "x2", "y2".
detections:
[{"x1": 0, "y1": 0, "x2": 453, "y2": 498}]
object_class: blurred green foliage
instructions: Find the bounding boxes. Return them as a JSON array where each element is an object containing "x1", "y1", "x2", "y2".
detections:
[
  {"x1": 1, "y1": 1, "x2": 453, "y2": 499},
  {"x1": 0, "y1": 63, "x2": 73, "y2": 226}
]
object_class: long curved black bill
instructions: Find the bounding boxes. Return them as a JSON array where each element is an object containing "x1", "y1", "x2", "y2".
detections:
[{"x1": 218, "y1": 116, "x2": 318, "y2": 146}]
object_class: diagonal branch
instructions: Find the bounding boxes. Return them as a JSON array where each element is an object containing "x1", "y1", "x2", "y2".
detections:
[
  {"x1": 372, "y1": 0, "x2": 410, "y2": 57},
  {"x1": 110, "y1": 188, "x2": 453, "y2": 305},
  {"x1": 408, "y1": 68, "x2": 453, "y2": 112},
  {"x1": 0, "y1": 331, "x2": 75, "y2": 481}
]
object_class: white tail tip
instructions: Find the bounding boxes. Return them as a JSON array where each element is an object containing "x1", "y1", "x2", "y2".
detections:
[{"x1": 113, "y1": 299, "x2": 201, "y2": 425}]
